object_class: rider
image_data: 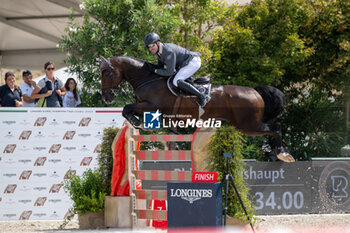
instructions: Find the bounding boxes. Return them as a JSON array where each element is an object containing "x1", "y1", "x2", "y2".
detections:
[{"x1": 144, "y1": 32, "x2": 210, "y2": 108}]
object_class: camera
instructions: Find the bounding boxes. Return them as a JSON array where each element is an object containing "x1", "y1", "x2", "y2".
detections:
[{"x1": 45, "y1": 80, "x2": 52, "y2": 90}]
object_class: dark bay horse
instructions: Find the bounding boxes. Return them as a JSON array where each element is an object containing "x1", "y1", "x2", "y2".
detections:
[{"x1": 99, "y1": 56, "x2": 294, "y2": 162}]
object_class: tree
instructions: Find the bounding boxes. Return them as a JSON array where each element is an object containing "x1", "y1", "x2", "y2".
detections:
[
  {"x1": 208, "y1": 0, "x2": 349, "y2": 160},
  {"x1": 157, "y1": 0, "x2": 230, "y2": 72},
  {"x1": 59, "y1": 0, "x2": 180, "y2": 106}
]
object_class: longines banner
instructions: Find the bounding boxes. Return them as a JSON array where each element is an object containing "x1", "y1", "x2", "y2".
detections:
[{"x1": 0, "y1": 107, "x2": 124, "y2": 221}]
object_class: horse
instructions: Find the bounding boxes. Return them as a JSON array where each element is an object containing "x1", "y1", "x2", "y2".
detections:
[{"x1": 99, "y1": 55, "x2": 294, "y2": 162}]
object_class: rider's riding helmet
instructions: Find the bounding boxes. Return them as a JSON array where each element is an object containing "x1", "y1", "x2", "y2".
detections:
[{"x1": 144, "y1": 33, "x2": 160, "y2": 48}]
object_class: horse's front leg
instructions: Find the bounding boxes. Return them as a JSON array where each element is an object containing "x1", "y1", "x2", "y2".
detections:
[{"x1": 122, "y1": 102, "x2": 158, "y2": 128}]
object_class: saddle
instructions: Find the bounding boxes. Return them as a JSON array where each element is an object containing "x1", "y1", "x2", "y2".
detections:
[{"x1": 167, "y1": 74, "x2": 211, "y2": 97}]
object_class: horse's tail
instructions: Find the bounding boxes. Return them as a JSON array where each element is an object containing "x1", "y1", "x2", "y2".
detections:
[{"x1": 254, "y1": 86, "x2": 285, "y2": 123}]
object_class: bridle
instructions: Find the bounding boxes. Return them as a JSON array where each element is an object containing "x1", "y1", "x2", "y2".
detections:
[{"x1": 100, "y1": 58, "x2": 118, "y2": 94}]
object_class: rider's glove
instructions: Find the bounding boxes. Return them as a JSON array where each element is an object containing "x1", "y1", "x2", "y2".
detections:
[{"x1": 148, "y1": 64, "x2": 156, "y2": 73}]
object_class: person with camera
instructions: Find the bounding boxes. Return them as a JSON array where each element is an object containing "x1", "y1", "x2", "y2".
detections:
[{"x1": 31, "y1": 61, "x2": 65, "y2": 107}]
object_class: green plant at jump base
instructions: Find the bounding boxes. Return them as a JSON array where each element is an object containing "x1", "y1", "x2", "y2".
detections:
[
  {"x1": 208, "y1": 126, "x2": 255, "y2": 223},
  {"x1": 63, "y1": 169, "x2": 106, "y2": 215}
]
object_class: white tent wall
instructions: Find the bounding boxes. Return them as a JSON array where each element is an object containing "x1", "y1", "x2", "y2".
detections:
[
  {"x1": 0, "y1": 0, "x2": 250, "y2": 71},
  {"x1": 0, "y1": 0, "x2": 83, "y2": 70}
]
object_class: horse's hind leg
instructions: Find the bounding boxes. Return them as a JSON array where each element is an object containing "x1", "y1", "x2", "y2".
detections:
[{"x1": 254, "y1": 123, "x2": 295, "y2": 163}]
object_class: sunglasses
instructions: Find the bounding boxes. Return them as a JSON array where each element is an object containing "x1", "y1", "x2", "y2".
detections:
[
  {"x1": 147, "y1": 43, "x2": 156, "y2": 48},
  {"x1": 46, "y1": 67, "x2": 55, "y2": 71}
]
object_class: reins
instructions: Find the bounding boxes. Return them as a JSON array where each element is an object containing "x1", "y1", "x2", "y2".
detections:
[{"x1": 132, "y1": 76, "x2": 167, "y2": 92}]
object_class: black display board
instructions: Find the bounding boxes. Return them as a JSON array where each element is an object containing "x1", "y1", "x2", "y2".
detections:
[
  {"x1": 244, "y1": 161, "x2": 312, "y2": 214},
  {"x1": 167, "y1": 182, "x2": 222, "y2": 228},
  {"x1": 245, "y1": 160, "x2": 350, "y2": 214}
]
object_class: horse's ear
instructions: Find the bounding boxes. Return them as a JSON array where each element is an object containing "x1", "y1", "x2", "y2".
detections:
[{"x1": 99, "y1": 55, "x2": 114, "y2": 70}]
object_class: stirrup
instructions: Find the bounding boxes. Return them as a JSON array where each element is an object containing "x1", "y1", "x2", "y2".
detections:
[{"x1": 199, "y1": 95, "x2": 211, "y2": 108}]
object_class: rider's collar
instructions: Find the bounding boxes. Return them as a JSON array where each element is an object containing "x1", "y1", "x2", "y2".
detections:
[{"x1": 157, "y1": 43, "x2": 163, "y2": 55}]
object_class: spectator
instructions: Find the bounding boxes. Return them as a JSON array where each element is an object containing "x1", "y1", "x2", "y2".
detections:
[
  {"x1": 62, "y1": 78, "x2": 81, "y2": 107},
  {"x1": 20, "y1": 70, "x2": 36, "y2": 107},
  {"x1": 0, "y1": 72, "x2": 23, "y2": 107},
  {"x1": 31, "y1": 61, "x2": 65, "y2": 107}
]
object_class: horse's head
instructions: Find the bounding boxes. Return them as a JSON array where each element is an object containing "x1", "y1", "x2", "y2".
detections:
[{"x1": 98, "y1": 56, "x2": 123, "y2": 104}]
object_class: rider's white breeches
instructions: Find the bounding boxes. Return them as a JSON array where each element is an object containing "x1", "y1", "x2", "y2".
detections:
[{"x1": 173, "y1": 56, "x2": 201, "y2": 86}]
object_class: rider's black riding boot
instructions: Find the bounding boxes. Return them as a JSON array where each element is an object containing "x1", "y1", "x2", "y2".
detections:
[{"x1": 177, "y1": 80, "x2": 211, "y2": 108}]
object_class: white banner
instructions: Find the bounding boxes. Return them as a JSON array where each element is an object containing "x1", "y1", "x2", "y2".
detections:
[{"x1": 0, "y1": 107, "x2": 125, "y2": 220}]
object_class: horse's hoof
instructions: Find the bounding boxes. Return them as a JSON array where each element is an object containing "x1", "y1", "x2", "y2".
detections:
[{"x1": 277, "y1": 152, "x2": 295, "y2": 163}]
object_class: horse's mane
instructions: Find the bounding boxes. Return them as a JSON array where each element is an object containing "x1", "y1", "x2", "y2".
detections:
[{"x1": 112, "y1": 56, "x2": 149, "y2": 69}]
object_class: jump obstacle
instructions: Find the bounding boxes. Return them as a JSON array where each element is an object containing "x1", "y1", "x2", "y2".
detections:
[{"x1": 108, "y1": 124, "x2": 216, "y2": 229}]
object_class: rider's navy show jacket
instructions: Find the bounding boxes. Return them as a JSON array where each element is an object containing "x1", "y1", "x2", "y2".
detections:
[{"x1": 154, "y1": 43, "x2": 200, "y2": 77}]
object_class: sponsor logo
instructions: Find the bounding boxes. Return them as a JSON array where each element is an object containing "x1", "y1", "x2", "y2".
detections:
[
  {"x1": 34, "y1": 157, "x2": 47, "y2": 166},
  {"x1": 49, "y1": 119, "x2": 59, "y2": 126},
  {"x1": 19, "y1": 211, "x2": 32, "y2": 220},
  {"x1": 18, "y1": 159, "x2": 32, "y2": 164},
  {"x1": 79, "y1": 117, "x2": 91, "y2": 127},
  {"x1": 33, "y1": 213, "x2": 46, "y2": 217},
  {"x1": 109, "y1": 119, "x2": 117, "y2": 125},
  {"x1": 48, "y1": 159, "x2": 61, "y2": 164},
  {"x1": 33, "y1": 173, "x2": 47, "y2": 178},
  {"x1": 34, "y1": 117, "x2": 47, "y2": 126},
  {"x1": 95, "y1": 131, "x2": 103, "y2": 138},
  {"x1": 34, "y1": 197, "x2": 47, "y2": 206},
  {"x1": 319, "y1": 162, "x2": 350, "y2": 209},
  {"x1": 80, "y1": 157, "x2": 93, "y2": 166},
  {"x1": 63, "y1": 120, "x2": 76, "y2": 125},
  {"x1": 65, "y1": 158, "x2": 77, "y2": 164},
  {"x1": 49, "y1": 144, "x2": 61, "y2": 153},
  {"x1": 19, "y1": 119, "x2": 30, "y2": 125},
  {"x1": 51, "y1": 211, "x2": 59, "y2": 218},
  {"x1": 19, "y1": 130, "x2": 32, "y2": 140},
  {"x1": 169, "y1": 188, "x2": 213, "y2": 204},
  {"x1": 18, "y1": 145, "x2": 30, "y2": 152},
  {"x1": 3, "y1": 214, "x2": 16, "y2": 218},
  {"x1": 2, "y1": 120, "x2": 16, "y2": 125},
  {"x1": 34, "y1": 131, "x2": 44, "y2": 138},
  {"x1": 48, "y1": 132, "x2": 59, "y2": 138},
  {"x1": 80, "y1": 145, "x2": 89, "y2": 151},
  {"x1": 93, "y1": 119, "x2": 104, "y2": 126},
  {"x1": 78, "y1": 133, "x2": 91, "y2": 138},
  {"x1": 143, "y1": 110, "x2": 161, "y2": 129},
  {"x1": 64, "y1": 170, "x2": 76, "y2": 179},
  {"x1": 49, "y1": 184, "x2": 62, "y2": 193},
  {"x1": 5, "y1": 198, "x2": 16, "y2": 205},
  {"x1": 4, "y1": 131, "x2": 14, "y2": 138},
  {"x1": 48, "y1": 199, "x2": 62, "y2": 204},
  {"x1": 33, "y1": 187, "x2": 47, "y2": 191},
  {"x1": 4, "y1": 158, "x2": 16, "y2": 165},
  {"x1": 19, "y1": 170, "x2": 32, "y2": 180},
  {"x1": 50, "y1": 171, "x2": 59, "y2": 178},
  {"x1": 4, "y1": 184, "x2": 17, "y2": 193},
  {"x1": 33, "y1": 146, "x2": 46, "y2": 151},
  {"x1": 63, "y1": 146, "x2": 76, "y2": 151},
  {"x1": 63, "y1": 131, "x2": 75, "y2": 140},
  {"x1": 19, "y1": 185, "x2": 30, "y2": 192},
  {"x1": 3, "y1": 144, "x2": 16, "y2": 153},
  {"x1": 18, "y1": 199, "x2": 32, "y2": 204},
  {"x1": 94, "y1": 144, "x2": 101, "y2": 153},
  {"x1": 3, "y1": 173, "x2": 17, "y2": 178}
]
